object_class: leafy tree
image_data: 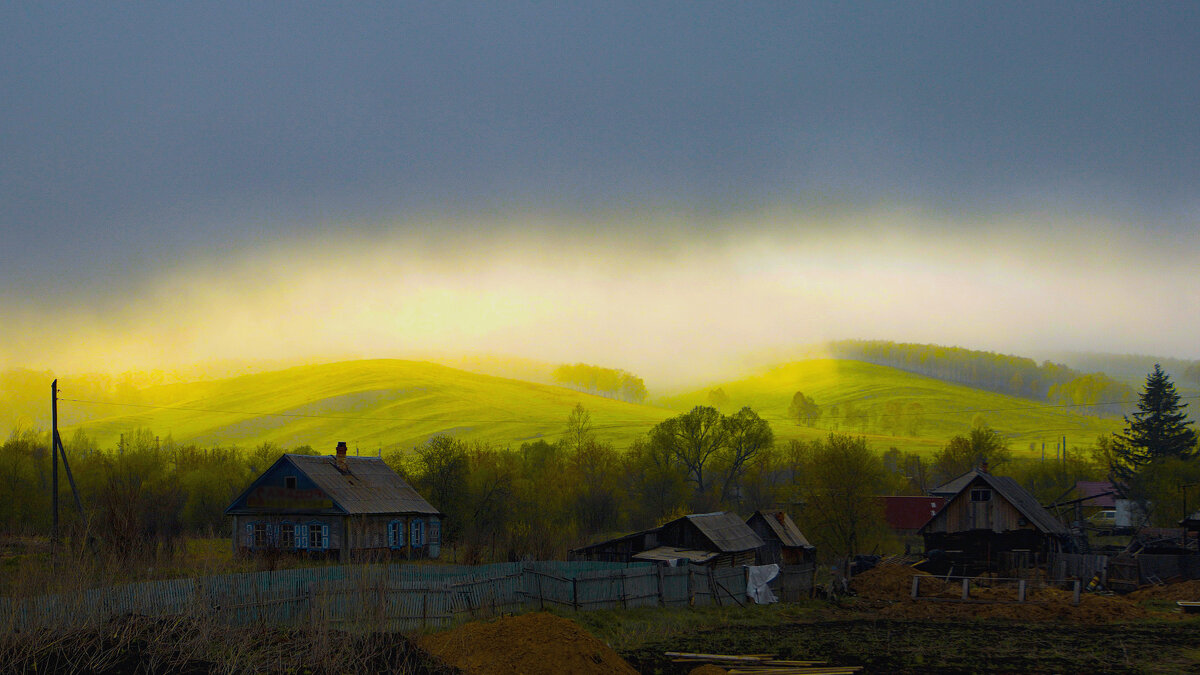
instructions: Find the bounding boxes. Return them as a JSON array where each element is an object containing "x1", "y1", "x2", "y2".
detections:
[
  {"x1": 932, "y1": 426, "x2": 1012, "y2": 483},
  {"x1": 648, "y1": 406, "x2": 728, "y2": 509},
  {"x1": 1110, "y1": 364, "x2": 1197, "y2": 487},
  {"x1": 707, "y1": 387, "x2": 730, "y2": 409},
  {"x1": 716, "y1": 407, "x2": 774, "y2": 503},
  {"x1": 414, "y1": 435, "x2": 471, "y2": 543},
  {"x1": 787, "y1": 391, "x2": 821, "y2": 427},
  {"x1": 793, "y1": 434, "x2": 887, "y2": 558}
]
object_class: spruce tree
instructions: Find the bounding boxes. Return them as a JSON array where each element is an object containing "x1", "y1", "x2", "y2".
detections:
[{"x1": 1111, "y1": 364, "x2": 1197, "y2": 484}]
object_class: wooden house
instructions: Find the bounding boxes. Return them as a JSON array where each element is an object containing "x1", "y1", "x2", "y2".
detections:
[
  {"x1": 921, "y1": 469, "x2": 1069, "y2": 570},
  {"x1": 745, "y1": 510, "x2": 815, "y2": 565},
  {"x1": 225, "y1": 442, "x2": 443, "y2": 561},
  {"x1": 571, "y1": 512, "x2": 764, "y2": 567}
]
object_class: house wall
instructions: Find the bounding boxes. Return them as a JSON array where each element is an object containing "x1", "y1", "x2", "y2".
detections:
[
  {"x1": 231, "y1": 513, "x2": 442, "y2": 560},
  {"x1": 922, "y1": 478, "x2": 1037, "y2": 535},
  {"x1": 231, "y1": 513, "x2": 344, "y2": 558}
]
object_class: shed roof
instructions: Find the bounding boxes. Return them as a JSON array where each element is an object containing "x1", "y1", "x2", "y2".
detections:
[
  {"x1": 749, "y1": 510, "x2": 814, "y2": 548},
  {"x1": 921, "y1": 470, "x2": 1068, "y2": 535},
  {"x1": 1075, "y1": 481, "x2": 1118, "y2": 508},
  {"x1": 632, "y1": 546, "x2": 719, "y2": 564},
  {"x1": 677, "y1": 512, "x2": 764, "y2": 553}
]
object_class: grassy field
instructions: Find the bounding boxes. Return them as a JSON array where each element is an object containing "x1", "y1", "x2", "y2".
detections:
[
  {"x1": 64, "y1": 359, "x2": 676, "y2": 452},
  {"x1": 662, "y1": 359, "x2": 1123, "y2": 457},
  {"x1": 60, "y1": 357, "x2": 1123, "y2": 457}
]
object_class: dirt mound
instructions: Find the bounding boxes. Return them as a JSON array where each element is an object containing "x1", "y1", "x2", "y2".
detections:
[
  {"x1": 420, "y1": 612, "x2": 637, "y2": 675},
  {"x1": 1127, "y1": 579, "x2": 1200, "y2": 602},
  {"x1": 849, "y1": 565, "x2": 1152, "y2": 623},
  {"x1": 849, "y1": 564, "x2": 929, "y2": 600}
]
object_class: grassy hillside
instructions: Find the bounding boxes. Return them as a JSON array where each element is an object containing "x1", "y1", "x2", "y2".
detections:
[
  {"x1": 63, "y1": 360, "x2": 675, "y2": 452},
  {"x1": 660, "y1": 359, "x2": 1124, "y2": 457},
  {"x1": 56, "y1": 357, "x2": 1126, "y2": 457}
]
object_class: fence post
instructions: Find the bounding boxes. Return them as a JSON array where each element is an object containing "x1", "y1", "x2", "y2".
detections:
[
  {"x1": 1018, "y1": 580, "x2": 1026, "y2": 603},
  {"x1": 911, "y1": 575, "x2": 919, "y2": 600},
  {"x1": 572, "y1": 577, "x2": 579, "y2": 611},
  {"x1": 1072, "y1": 580, "x2": 1081, "y2": 606},
  {"x1": 537, "y1": 571, "x2": 544, "y2": 611},
  {"x1": 657, "y1": 566, "x2": 665, "y2": 607},
  {"x1": 961, "y1": 578, "x2": 969, "y2": 600},
  {"x1": 620, "y1": 569, "x2": 628, "y2": 609},
  {"x1": 422, "y1": 592, "x2": 427, "y2": 629}
]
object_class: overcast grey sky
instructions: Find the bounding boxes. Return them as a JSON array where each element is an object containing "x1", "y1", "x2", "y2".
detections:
[{"x1": 3, "y1": 2, "x2": 1199, "y2": 376}]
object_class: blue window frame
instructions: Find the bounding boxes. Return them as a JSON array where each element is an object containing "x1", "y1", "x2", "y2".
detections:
[
  {"x1": 411, "y1": 518, "x2": 425, "y2": 547},
  {"x1": 388, "y1": 520, "x2": 405, "y2": 549}
]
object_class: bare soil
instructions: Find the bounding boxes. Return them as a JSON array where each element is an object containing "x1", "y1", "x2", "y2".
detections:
[{"x1": 420, "y1": 611, "x2": 638, "y2": 675}]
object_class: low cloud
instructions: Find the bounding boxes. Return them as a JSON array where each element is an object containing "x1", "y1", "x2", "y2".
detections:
[{"x1": 3, "y1": 208, "x2": 1197, "y2": 389}]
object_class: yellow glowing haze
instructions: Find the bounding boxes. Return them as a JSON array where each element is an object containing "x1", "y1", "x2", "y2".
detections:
[{"x1": 4, "y1": 209, "x2": 1197, "y2": 387}]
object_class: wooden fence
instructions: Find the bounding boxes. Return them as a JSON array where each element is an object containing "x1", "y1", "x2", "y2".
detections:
[{"x1": 0, "y1": 561, "x2": 816, "y2": 632}]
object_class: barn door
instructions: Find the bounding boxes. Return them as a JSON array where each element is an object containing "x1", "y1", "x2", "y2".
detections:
[{"x1": 969, "y1": 488, "x2": 992, "y2": 529}]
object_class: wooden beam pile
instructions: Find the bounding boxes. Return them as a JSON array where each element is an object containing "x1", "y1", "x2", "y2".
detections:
[{"x1": 665, "y1": 651, "x2": 862, "y2": 674}]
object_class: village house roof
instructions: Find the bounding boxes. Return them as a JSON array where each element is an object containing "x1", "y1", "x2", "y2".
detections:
[
  {"x1": 1074, "y1": 481, "x2": 1118, "y2": 508},
  {"x1": 921, "y1": 469, "x2": 1069, "y2": 536},
  {"x1": 225, "y1": 453, "x2": 441, "y2": 516},
  {"x1": 680, "y1": 512, "x2": 764, "y2": 552},
  {"x1": 748, "y1": 510, "x2": 814, "y2": 549}
]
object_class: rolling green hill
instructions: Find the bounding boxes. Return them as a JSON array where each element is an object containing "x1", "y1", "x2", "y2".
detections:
[
  {"x1": 63, "y1": 360, "x2": 675, "y2": 452},
  {"x1": 661, "y1": 359, "x2": 1124, "y2": 457},
  {"x1": 55, "y1": 357, "x2": 1126, "y2": 458}
]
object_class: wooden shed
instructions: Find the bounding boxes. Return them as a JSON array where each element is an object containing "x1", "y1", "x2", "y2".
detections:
[
  {"x1": 225, "y1": 442, "x2": 443, "y2": 562},
  {"x1": 921, "y1": 469, "x2": 1069, "y2": 570},
  {"x1": 571, "y1": 511, "x2": 764, "y2": 567},
  {"x1": 745, "y1": 510, "x2": 816, "y2": 565}
]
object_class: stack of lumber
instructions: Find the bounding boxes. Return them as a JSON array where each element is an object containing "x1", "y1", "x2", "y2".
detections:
[{"x1": 666, "y1": 651, "x2": 862, "y2": 674}]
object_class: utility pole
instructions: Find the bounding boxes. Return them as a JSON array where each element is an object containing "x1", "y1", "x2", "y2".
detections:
[
  {"x1": 51, "y1": 380, "x2": 59, "y2": 551},
  {"x1": 49, "y1": 380, "x2": 86, "y2": 554}
]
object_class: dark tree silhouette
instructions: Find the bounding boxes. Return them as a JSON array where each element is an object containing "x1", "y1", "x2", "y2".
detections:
[{"x1": 1111, "y1": 364, "x2": 1197, "y2": 485}]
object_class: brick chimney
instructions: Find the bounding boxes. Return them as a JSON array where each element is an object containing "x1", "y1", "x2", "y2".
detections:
[
  {"x1": 981, "y1": 457, "x2": 989, "y2": 474},
  {"x1": 336, "y1": 441, "x2": 348, "y2": 472}
]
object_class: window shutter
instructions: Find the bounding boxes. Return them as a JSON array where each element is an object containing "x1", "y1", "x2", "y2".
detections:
[
  {"x1": 245, "y1": 522, "x2": 252, "y2": 545},
  {"x1": 299, "y1": 523, "x2": 309, "y2": 549},
  {"x1": 322, "y1": 524, "x2": 330, "y2": 548}
]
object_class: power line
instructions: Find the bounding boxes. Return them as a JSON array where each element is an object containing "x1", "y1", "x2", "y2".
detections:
[{"x1": 59, "y1": 392, "x2": 1199, "y2": 426}]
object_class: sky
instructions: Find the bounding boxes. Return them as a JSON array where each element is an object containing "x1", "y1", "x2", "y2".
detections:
[{"x1": 2, "y1": 2, "x2": 1199, "y2": 385}]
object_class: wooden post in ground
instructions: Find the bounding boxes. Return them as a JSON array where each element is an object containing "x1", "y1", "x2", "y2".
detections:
[
  {"x1": 1072, "y1": 580, "x2": 1081, "y2": 605},
  {"x1": 961, "y1": 578, "x2": 969, "y2": 600},
  {"x1": 1018, "y1": 580, "x2": 1026, "y2": 603},
  {"x1": 572, "y1": 577, "x2": 579, "y2": 611},
  {"x1": 911, "y1": 576, "x2": 920, "y2": 599},
  {"x1": 657, "y1": 566, "x2": 665, "y2": 606}
]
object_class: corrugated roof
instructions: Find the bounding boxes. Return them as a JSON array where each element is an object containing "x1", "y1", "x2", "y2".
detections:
[
  {"x1": 288, "y1": 454, "x2": 440, "y2": 515},
  {"x1": 682, "y1": 512, "x2": 764, "y2": 553},
  {"x1": 751, "y1": 510, "x2": 814, "y2": 548},
  {"x1": 1075, "y1": 481, "x2": 1118, "y2": 508},
  {"x1": 632, "y1": 546, "x2": 719, "y2": 564}
]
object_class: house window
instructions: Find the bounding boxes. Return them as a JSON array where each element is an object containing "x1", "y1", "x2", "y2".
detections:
[
  {"x1": 411, "y1": 518, "x2": 425, "y2": 547},
  {"x1": 388, "y1": 520, "x2": 405, "y2": 549},
  {"x1": 308, "y1": 523, "x2": 329, "y2": 550},
  {"x1": 429, "y1": 518, "x2": 441, "y2": 545},
  {"x1": 253, "y1": 522, "x2": 269, "y2": 548},
  {"x1": 971, "y1": 489, "x2": 992, "y2": 502},
  {"x1": 280, "y1": 522, "x2": 295, "y2": 549},
  {"x1": 285, "y1": 476, "x2": 297, "y2": 490}
]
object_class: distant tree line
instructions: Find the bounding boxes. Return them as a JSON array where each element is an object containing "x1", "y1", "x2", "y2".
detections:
[
  {"x1": 828, "y1": 340, "x2": 1134, "y2": 415},
  {"x1": 6, "y1": 367, "x2": 1195, "y2": 569},
  {"x1": 551, "y1": 363, "x2": 648, "y2": 403}
]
